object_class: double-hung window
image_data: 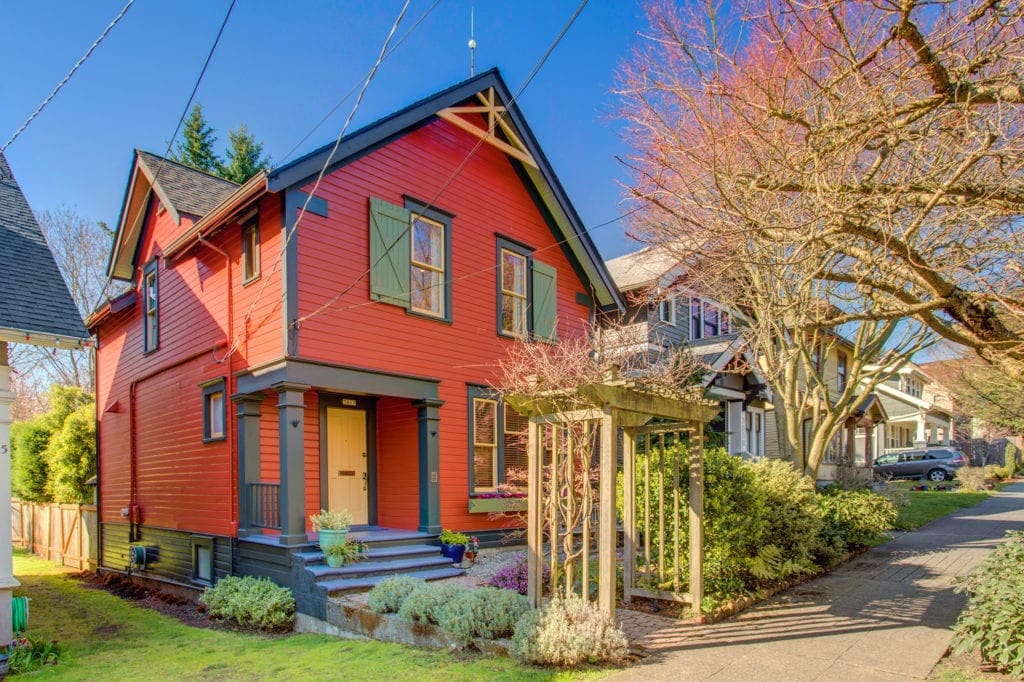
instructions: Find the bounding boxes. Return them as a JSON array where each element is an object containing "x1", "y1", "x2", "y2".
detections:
[
  {"x1": 469, "y1": 386, "x2": 529, "y2": 494},
  {"x1": 659, "y1": 296, "x2": 676, "y2": 325},
  {"x1": 368, "y1": 196, "x2": 451, "y2": 321},
  {"x1": 689, "y1": 298, "x2": 729, "y2": 340},
  {"x1": 201, "y1": 379, "x2": 227, "y2": 442},
  {"x1": 496, "y1": 238, "x2": 557, "y2": 342},
  {"x1": 143, "y1": 259, "x2": 159, "y2": 352},
  {"x1": 241, "y1": 219, "x2": 260, "y2": 284},
  {"x1": 837, "y1": 352, "x2": 848, "y2": 392}
]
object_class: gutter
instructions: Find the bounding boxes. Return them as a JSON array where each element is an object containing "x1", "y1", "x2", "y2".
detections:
[{"x1": 163, "y1": 172, "x2": 268, "y2": 259}]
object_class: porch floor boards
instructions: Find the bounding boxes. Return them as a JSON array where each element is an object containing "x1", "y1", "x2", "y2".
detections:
[{"x1": 241, "y1": 526, "x2": 435, "y2": 549}]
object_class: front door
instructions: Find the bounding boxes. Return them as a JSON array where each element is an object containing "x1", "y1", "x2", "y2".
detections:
[{"x1": 325, "y1": 406, "x2": 369, "y2": 524}]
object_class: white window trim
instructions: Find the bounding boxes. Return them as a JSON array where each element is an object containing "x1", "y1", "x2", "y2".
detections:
[{"x1": 658, "y1": 295, "x2": 676, "y2": 326}]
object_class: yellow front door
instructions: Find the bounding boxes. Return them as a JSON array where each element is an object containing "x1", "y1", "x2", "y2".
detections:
[{"x1": 326, "y1": 407, "x2": 368, "y2": 525}]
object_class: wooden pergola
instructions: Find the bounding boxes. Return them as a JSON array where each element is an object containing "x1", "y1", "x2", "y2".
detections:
[{"x1": 508, "y1": 375, "x2": 718, "y2": 619}]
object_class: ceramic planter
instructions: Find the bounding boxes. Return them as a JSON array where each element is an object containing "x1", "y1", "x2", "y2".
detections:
[
  {"x1": 440, "y1": 543, "x2": 466, "y2": 564},
  {"x1": 318, "y1": 528, "x2": 349, "y2": 552}
]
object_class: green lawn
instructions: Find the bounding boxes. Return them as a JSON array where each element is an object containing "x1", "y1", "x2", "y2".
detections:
[
  {"x1": 894, "y1": 488, "x2": 992, "y2": 531},
  {"x1": 11, "y1": 551, "x2": 602, "y2": 681}
]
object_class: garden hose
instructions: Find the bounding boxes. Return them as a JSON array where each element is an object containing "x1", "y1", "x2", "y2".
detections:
[{"x1": 11, "y1": 596, "x2": 28, "y2": 633}]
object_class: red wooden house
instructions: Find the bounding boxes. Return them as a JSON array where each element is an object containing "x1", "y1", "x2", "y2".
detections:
[{"x1": 88, "y1": 70, "x2": 622, "y2": 618}]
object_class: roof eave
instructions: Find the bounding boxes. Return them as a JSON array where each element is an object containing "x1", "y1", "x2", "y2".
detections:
[{"x1": 164, "y1": 172, "x2": 268, "y2": 259}]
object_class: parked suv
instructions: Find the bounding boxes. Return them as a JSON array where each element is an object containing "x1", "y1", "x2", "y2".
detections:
[{"x1": 873, "y1": 447, "x2": 967, "y2": 482}]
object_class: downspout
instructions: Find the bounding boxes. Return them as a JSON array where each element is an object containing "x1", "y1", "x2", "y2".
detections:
[{"x1": 196, "y1": 234, "x2": 237, "y2": 534}]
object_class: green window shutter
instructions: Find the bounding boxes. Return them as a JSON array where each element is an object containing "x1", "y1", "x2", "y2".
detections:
[
  {"x1": 531, "y1": 260, "x2": 557, "y2": 343},
  {"x1": 369, "y1": 197, "x2": 411, "y2": 306}
]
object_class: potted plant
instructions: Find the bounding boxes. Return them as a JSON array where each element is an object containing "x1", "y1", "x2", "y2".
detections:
[
  {"x1": 439, "y1": 529, "x2": 469, "y2": 564},
  {"x1": 323, "y1": 538, "x2": 366, "y2": 568},
  {"x1": 310, "y1": 509, "x2": 352, "y2": 551},
  {"x1": 464, "y1": 536, "x2": 480, "y2": 563}
]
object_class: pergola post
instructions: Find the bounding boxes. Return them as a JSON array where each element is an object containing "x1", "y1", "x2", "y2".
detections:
[
  {"x1": 621, "y1": 426, "x2": 636, "y2": 603},
  {"x1": 689, "y1": 420, "x2": 704, "y2": 614},
  {"x1": 598, "y1": 403, "x2": 616, "y2": 617},
  {"x1": 526, "y1": 413, "x2": 543, "y2": 609}
]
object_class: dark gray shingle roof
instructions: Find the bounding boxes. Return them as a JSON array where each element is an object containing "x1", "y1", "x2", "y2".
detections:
[
  {"x1": 0, "y1": 152, "x2": 89, "y2": 340},
  {"x1": 135, "y1": 150, "x2": 238, "y2": 218}
]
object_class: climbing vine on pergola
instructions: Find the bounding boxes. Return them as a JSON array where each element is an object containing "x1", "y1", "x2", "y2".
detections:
[{"x1": 506, "y1": 369, "x2": 717, "y2": 619}]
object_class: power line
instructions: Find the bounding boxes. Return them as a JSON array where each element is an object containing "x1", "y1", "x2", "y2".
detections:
[
  {"x1": 293, "y1": 0, "x2": 592, "y2": 327},
  {"x1": 2, "y1": 0, "x2": 137, "y2": 153},
  {"x1": 276, "y1": 0, "x2": 442, "y2": 167},
  {"x1": 221, "y1": 0, "x2": 413, "y2": 361},
  {"x1": 151, "y1": 0, "x2": 237, "y2": 186}
]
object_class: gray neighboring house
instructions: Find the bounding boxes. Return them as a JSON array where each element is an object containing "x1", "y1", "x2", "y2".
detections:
[
  {"x1": 604, "y1": 247, "x2": 771, "y2": 458},
  {"x1": 0, "y1": 150, "x2": 90, "y2": 645}
]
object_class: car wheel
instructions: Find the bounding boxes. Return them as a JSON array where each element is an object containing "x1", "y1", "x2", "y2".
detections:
[{"x1": 927, "y1": 468, "x2": 948, "y2": 482}]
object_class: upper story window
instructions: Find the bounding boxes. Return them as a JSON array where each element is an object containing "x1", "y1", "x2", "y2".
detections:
[
  {"x1": 143, "y1": 259, "x2": 159, "y2": 353},
  {"x1": 368, "y1": 196, "x2": 451, "y2": 322},
  {"x1": 241, "y1": 219, "x2": 260, "y2": 284},
  {"x1": 410, "y1": 215, "x2": 446, "y2": 317},
  {"x1": 496, "y1": 238, "x2": 557, "y2": 343},
  {"x1": 501, "y1": 249, "x2": 528, "y2": 336},
  {"x1": 900, "y1": 376, "x2": 923, "y2": 398},
  {"x1": 689, "y1": 298, "x2": 730, "y2": 340},
  {"x1": 201, "y1": 379, "x2": 227, "y2": 442},
  {"x1": 658, "y1": 296, "x2": 676, "y2": 326}
]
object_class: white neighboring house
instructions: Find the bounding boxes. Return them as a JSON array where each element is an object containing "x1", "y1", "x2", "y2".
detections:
[
  {"x1": 604, "y1": 247, "x2": 770, "y2": 458},
  {"x1": 0, "y1": 151, "x2": 90, "y2": 645},
  {"x1": 867, "y1": 363, "x2": 954, "y2": 453}
]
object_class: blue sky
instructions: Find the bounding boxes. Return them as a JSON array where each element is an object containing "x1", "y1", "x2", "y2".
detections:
[{"x1": 1, "y1": 0, "x2": 650, "y2": 260}]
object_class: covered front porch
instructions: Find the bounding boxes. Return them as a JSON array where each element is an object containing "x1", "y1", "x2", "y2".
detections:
[
  {"x1": 231, "y1": 358, "x2": 445, "y2": 546},
  {"x1": 883, "y1": 409, "x2": 953, "y2": 451}
]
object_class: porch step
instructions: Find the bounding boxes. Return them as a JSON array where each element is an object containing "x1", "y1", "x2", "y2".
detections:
[
  {"x1": 308, "y1": 554, "x2": 457, "y2": 581},
  {"x1": 296, "y1": 543, "x2": 441, "y2": 566},
  {"x1": 319, "y1": 566, "x2": 466, "y2": 595}
]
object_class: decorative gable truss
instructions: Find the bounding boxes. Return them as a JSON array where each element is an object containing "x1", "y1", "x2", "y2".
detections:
[{"x1": 437, "y1": 87, "x2": 538, "y2": 169}]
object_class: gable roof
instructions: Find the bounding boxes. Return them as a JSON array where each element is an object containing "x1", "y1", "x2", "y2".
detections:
[
  {"x1": 605, "y1": 246, "x2": 681, "y2": 291},
  {"x1": 0, "y1": 152, "x2": 90, "y2": 346},
  {"x1": 268, "y1": 68, "x2": 623, "y2": 311},
  {"x1": 107, "y1": 150, "x2": 238, "y2": 280}
]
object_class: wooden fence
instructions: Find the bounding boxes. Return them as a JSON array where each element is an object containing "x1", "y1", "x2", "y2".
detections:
[{"x1": 11, "y1": 500, "x2": 97, "y2": 570}]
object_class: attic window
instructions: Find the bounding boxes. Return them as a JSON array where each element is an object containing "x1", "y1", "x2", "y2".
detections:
[
  {"x1": 241, "y1": 219, "x2": 260, "y2": 284},
  {"x1": 143, "y1": 260, "x2": 159, "y2": 353}
]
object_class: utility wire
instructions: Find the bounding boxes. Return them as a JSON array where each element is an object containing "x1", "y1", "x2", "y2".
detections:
[
  {"x1": 151, "y1": 0, "x2": 237, "y2": 186},
  {"x1": 2, "y1": 0, "x2": 136, "y2": 153},
  {"x1": 292, "y1": 0, "x2": 591, "y2": 327},
  {"x1": 276, "y1": 0, "x2": 442, "y2": 167},
  {"x1": 222, "y1": 0, "x2": 412, "y2": 361}
]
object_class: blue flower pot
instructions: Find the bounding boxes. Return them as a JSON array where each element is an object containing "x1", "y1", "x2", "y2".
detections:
[{"x1": 440, "y1": 543, "x2": 465, "y2": 564}]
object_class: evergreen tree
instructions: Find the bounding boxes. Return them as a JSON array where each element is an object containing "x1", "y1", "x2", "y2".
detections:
[
  {"x1": 172, "y1": 104, "x2": 223, "y2": 174},
  {"x1": 221, "y1": 124, "x2": 271, "y2": 183}
]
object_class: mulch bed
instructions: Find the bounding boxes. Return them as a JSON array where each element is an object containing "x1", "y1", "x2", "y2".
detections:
[{"x1": 73, "y1": 572, "x2": 229, "y2": 631}]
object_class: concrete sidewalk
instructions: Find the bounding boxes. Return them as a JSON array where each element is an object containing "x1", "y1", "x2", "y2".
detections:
[{"x1": 611, "y1": 481, "x2": 1024, "y2": 681}]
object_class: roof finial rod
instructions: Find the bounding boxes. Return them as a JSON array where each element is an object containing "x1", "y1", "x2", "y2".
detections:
[{"x1": 468, "y1": 5, "x2": 476, "y2": 77}]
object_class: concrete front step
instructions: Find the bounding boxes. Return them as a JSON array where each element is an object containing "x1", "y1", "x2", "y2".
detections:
[
  {"x1": 308, "y1": 554, "x2": 458, "y2": 581},
  {"x1": 320, "y1": 566, "x2": 466, "y2": 595}
]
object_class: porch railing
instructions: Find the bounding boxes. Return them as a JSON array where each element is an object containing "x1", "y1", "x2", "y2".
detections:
[{"x1": 249, "y1": 483, "x2": 281, "y2": 530}]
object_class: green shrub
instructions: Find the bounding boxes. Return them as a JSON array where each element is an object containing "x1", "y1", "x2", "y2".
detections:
[
  {"x1": 1004, "y1": 443, "x2": 1020, "y2": 476},
  {"x1": 437, "y1": 587, "x2": 530, "y2": 642},
  {"x1": 199, "y1": 575, "x2": 295, "y2": 631},
  {"x1": 951, "y1": 530, "x2": 1024, "y2": 676},
  {"x1": 7, "y1": 634, "x2": 67, "y2": 674},
  {"x1": 44, "y1": 402, "x2": 96, "y2": 503},
  {"x1": 956, "y1": 465, "x2": 988, "y2": 490},
  {"x1": 366, "y1": 576, "x2": 425, "y2": 614},
  {"x1": 817, "y1": 487, "x2": 896, "y2": 551},
  {"x1": 984, "y1": 464, "x2": 1010, "y2": 481},
  {"x1": 398, "y1": 582, "x2": 464, "y2": 624},
  {"x1": 511, "y1": 597, "x2": 628, "y2": 667},
  {"x1": 747, "y1": 458, "x2": 822, "y2": 577},
  {"x1": 11, "y1": 417, "x2": 53, "y2": 502}
]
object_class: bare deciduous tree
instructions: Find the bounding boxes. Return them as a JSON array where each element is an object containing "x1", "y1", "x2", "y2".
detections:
[
  {"x1": 619, "y1": 0, "x2": 1023, "y2": 475},
  {"x1": 9, "y1": 206, "x2": 111, "y2": 396}
]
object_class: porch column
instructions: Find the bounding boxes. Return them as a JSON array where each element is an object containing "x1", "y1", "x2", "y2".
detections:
[
  {"x1": 0, "y1": 344, "x2": 19, "y2": 646},
  {"x1": 415, "y1": 399, "x2": 444, "y2": 534},
  {"x1": 863, "y1": 424, "x2": 874, "y2": 467},
  {"x1": 845, "y1": 419, "x2": 856, "y2": 465},
  {"x1": 275, "y1": 382, "x2": 310, "y2": 546},
  {"x1": 233, "y1": 393, "x2": 264, "y2": 538},
  {"x1": 914, "y1": 413, "x2": 927, "y2": 448}
]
